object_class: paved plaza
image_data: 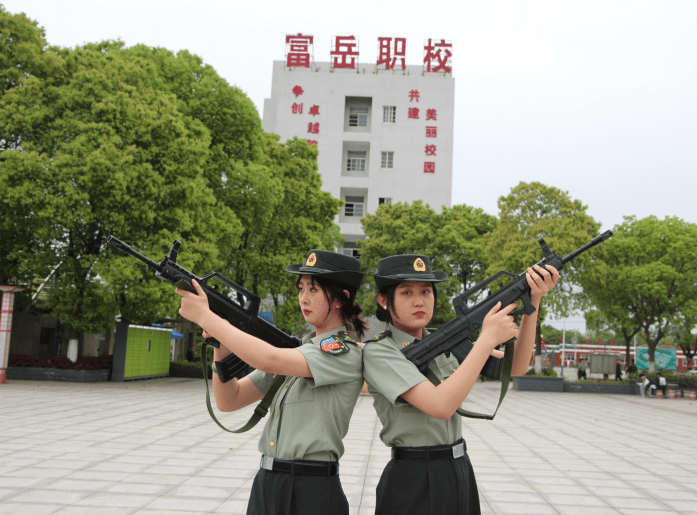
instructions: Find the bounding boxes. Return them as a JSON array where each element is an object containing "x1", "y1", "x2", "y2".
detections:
[{"x1": 1, "y1": 377, "x2": 696, "y2": 515}]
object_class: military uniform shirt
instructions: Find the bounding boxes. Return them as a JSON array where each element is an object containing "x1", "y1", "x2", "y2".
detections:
[
  {"x1": 248, "y1": 326, "x2": 363, "y2": 461},
  {"x1": 363, "y1": 324, "x2": 462, "y2": 448}
]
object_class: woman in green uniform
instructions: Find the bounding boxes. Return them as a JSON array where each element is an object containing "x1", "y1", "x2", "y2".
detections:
[
  {"x1": 177, "y1": 249, "x2": 366, "y2": 515},
  {"x1": 362, "y1": 254, "x2": 558, "y2": 514}
]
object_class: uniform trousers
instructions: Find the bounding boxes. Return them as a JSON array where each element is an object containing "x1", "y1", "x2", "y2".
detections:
[
  {"x1": 246, "y1": 468, "x2": 349, "y2": 515},
  {"x1": 375, "y1": 442, "x2": 481, "y2": 515}
]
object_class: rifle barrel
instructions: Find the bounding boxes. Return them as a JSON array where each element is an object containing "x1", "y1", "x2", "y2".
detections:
[
  {"x1": 107, "y1": 236, "x2": 161, "y2": 270},
  {"x1": 561, "y1": 230, "x2": 613, "y2": 265}
]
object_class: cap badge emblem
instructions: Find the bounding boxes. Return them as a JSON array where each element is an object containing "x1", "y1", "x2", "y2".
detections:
[
  {"x1": 414, "y1": 258, "x2": 426, "y2": 272},
  {"x1": 306, "y1": 253, "x2": 317, "y2": 267}
]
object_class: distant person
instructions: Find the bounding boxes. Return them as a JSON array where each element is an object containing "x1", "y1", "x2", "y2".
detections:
[
  {"x1": 615, "y1": 358, "x2": 622, "y2": 381},
  {"x1": 657, "y1": 371, "x2": 667, "y2": 398},
  {"x1": 625, "y1": 359, "x2": 637, "y2": 376},
  {"x1": 578, "y1": 359, "x2": 588, "y2": 380},
  {"x1": 640, "y1": 374, "x2": 656, "y2": 398}
]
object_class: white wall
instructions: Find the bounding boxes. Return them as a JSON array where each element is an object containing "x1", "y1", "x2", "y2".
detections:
[{"x1": 263, "y1": 60, "x2": 454, "y2": 241}]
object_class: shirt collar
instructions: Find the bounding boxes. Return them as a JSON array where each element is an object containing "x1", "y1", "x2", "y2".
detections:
[
  {"x1": 388, "y1": 324, "x2": 430, "y2": 348},
  {"x1": 302, "y1": 325, "x2": 348, "y2": 345}
]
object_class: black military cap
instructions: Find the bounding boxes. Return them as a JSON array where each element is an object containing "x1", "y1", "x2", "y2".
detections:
[
  {"x1": 285, "y1": 250, "x2": 364, "y2": 290},
  {"x1": 373, "y1": 254, "x2": 447, "y2": 290}
]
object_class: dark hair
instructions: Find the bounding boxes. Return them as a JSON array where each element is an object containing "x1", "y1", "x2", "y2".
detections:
[
  {"x1": 375, "y1": 282, "x2": 438, "y2": 325},
  {"x1": 296, "y1": 275, "x2": 368, "y2": 339}
]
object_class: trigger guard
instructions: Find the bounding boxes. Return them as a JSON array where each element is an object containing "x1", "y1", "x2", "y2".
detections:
[{"x1": 511, "y1": 294, "x2": 536, "y2": 317}]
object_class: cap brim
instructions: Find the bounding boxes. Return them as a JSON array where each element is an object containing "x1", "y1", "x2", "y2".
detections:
[
  {"x1": 373, "y1": 270, "x2": 448, "y2": 290},
  {"x1": 285, "y1": 264, "x2": 364, "y2": 290}
]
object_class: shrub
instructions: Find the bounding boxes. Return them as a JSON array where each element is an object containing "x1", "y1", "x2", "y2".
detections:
[
  {"x1": 578, "y1": 378, "x2": 632, "y2": 384},
  {"x1": 171, "y1": 360, "x2": 206, "y2": 369},
  {"x1": 8, "y1": 354, "x2": 113, "y2": 370},
  {"x1": 525, "y1": 367, "x2": 558, "y2": 377}
]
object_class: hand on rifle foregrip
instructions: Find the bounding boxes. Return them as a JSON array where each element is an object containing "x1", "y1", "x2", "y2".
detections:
[{"x1": 526, "y1": 264, "x2": 560, "y2": 303}]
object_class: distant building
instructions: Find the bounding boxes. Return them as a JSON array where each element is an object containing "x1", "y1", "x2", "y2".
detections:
[{"x1": 262, "y1": 35, "x2": 455, "y2": 256}]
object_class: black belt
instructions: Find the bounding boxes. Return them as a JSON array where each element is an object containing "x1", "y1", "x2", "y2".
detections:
[
  {"x1": 392, "y1": 438, "x2": 466, "y2": 461},
  {"x1": 260, "y1": 455, "x2": 339, "y2": 476}
]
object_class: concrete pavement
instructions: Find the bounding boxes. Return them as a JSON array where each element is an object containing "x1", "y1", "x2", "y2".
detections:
[{"x1": 1, "y1": 378, "x2": 696, "y2": 514}]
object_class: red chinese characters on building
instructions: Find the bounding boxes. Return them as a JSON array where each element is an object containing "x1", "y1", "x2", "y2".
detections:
[
  {"x1": 424, "y1": 162, "x2": 435, "y2": 174},
  {"x1": 331, "y1": 36, "x2": 359, "y2": 69},
  {"x1": 408, "y1": 108, "x2": 419, "y2": 119},
  {"x1": 426, "y1": 109, "x2": 437, "y2": 120},
  {"x1": 307, "y1": 123, "x2": 319, "y2": 134},
  {"x1": 292, "y1": 103, "x2": 303, "y2": 114},
  {"x1": 286, "y1": 34, "x2": 314, "y2": 68},
  {"x1": 425, "y1": 144, "x2": 436, "y2": 156},
  {"x1": 309, "y1": 105, "x2": 320, "y2": 116},
  {"x1": 292, "y1": 85, "x2": 304, "y2": 97},
  {"x1": 409, "y1": 89, "x2": 420, "y2": 102},
  {"x1": 377, "y1": 37, "x2": 406, "y2": 70},
  {"x1": 307, "y1": 140, "x2": 318, "y2": 146},
  {"x1": 423, "y1": 39, "x2": 452, "y2": 73},
  {"x1": 426, "y1": 126, "x2": 437, "y2": 138}
]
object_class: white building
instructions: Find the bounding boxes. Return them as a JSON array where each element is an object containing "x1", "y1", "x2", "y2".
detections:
[{"x1": 262, "y1": 38, "x2": 454, "y2": 256}]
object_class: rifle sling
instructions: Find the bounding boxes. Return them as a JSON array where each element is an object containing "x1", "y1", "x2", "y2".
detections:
[
  {"x1": 201, "y1": 345, "x2": 285, "y2": 433},
  {"x1": 425, "y1": 340, "x2": 515, "y2": 420}
]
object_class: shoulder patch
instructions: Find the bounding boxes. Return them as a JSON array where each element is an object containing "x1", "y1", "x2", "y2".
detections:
[
  {"x1": 337, "y1": 331, "x2": 358, "y2": 347},
  {"x1": 319, "y1": 335, "x2": 350, "y2": 356},
  {"x1": 363, "y1": 330, "x2": 392, "y2": 345}
]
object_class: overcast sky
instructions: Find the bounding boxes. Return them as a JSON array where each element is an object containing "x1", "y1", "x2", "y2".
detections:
[{"x1": 5, "y1": 0, "x2": 697, "y2": 331}]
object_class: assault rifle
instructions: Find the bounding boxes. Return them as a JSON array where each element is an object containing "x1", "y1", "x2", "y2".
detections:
[
  {"x1": 107, "y1": 236, "x2": 300, "y2": 382},
  {"x1": 403, "y1": 231, "x2": 613, "y2": 379}
]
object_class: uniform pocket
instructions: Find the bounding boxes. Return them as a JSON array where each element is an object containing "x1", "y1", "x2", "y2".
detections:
[{"x1": 283, "y1": 378, "x2": 315, "y2": 403}]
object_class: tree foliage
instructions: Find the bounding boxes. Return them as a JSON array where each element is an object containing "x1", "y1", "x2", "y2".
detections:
[
  {"x1": 0, "y1": 9, "x2": 343, "y2": 341},
  {"x1": 581, "y1": 216, "x2": 697, "y2": 370},
  {"x1": 670, "y1": 312, "x2": 697, "y2": 365},
  {"x1": 84, "y1": 43, "x2": 344, "y2": 335},
  {"x1": 358, "y1": 201, "x2": 496, "y2": 326},
  {"x1": 0, "y1": 40, "x2": 239, "y2": 332},
  {"x1": 237, "y1": 134, "x2": 343, "y2": 335},
  {"x1": 484, "y1": 182, "x2": 601, "y2": 369},
  {"x1": 485, "y1": 181, "x2": 602, "y2": 317}
]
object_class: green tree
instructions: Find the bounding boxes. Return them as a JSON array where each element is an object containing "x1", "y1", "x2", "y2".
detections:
[
  {"x1": 672, "y1": 312, "x2": 697, "y2": 367},
  {"x1": 485, "y1": 182, "x2": 601, "y2": 372},
  {"x1": 81, "y1": 43, "x2": 343, "y2": 335},
  {"x1": 581, "y1": 216, "x2": 697, "y2": 371},
  {"x1": 584, "y1": 306, "x2": 641, "y2": 363},
  {"x1": 358, "y1": 201, "x2": 496, "y2": 326},
  {"x1": 240, "y1": 135, "x2": 344, "y2": 335},
  {"x1": 0, "y1": 19, "x2": 241, "y2": 340},
  {"x1": 0, "y1": 5, "x2": 62, "y2": 96}
]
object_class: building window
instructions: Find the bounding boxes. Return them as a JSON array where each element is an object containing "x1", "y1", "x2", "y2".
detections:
[
  {"x1": 344, "y1": 195, "x2": 364, "y2": 218},
  {"x1": 378, "y1": 197, "x2": 392, "y2": 205},
  {"x1": 342, "y1": 142, "x2": 370, "y2": 177},
  {"x1": 383, "y1": 106, "x2": 396, "y2": 123},
  {"x1": 349, "y1": 107, "x2": 369, "y2": 127},
  {"x1": 381, "y1": 152, "x2": 394, "y2": 169},
  {"x1": 345, "y1": 97, "x2": 372, "y2": 133},
  {"x1": 346, "y1": 151, "x2": 367, "y2": 172},
  {"x1": 341, "y1": 241, "x2": 360, "y2": 258}
]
